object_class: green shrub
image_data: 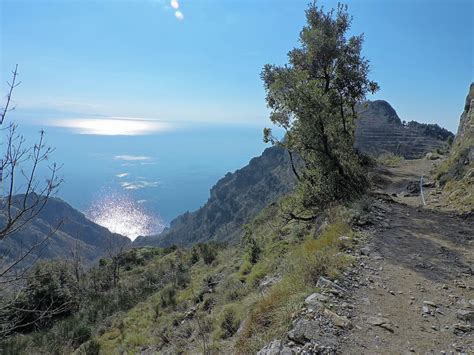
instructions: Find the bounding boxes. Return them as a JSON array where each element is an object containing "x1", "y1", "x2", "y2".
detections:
[
  {"x1": 222, "y1": 277, "x2": 248, "y2": 302},
  {"x1": 197, "y1": 243, "x2": 218, "y2": 265},
  {"x1": 220, "y1": 307, "x2": 240, "y2": 339},
  {"x1": 242, "y1": 226, "x2": 262, "y2": 264},
  {"x1": 190, "y1": 246, "x2": 200, "y2": 264},
  {"x1": 80, "y1": 339, "x2": 100, "y2": 355},
  {"x1": 5, "y1": 261, "x2": 80, "y2": 334},
  {"x1": 160, "y1": 285, "x2": 177, "y2": 308},
  {"x1": 238, "y1": 259, "x2": 253, "y2": 279}
]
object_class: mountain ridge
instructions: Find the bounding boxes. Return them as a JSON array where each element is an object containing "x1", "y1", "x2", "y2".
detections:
[
  {"x1": 136, "y1": 99, "x2": 453, "y2": 248},
  {"x1": 0, "y1": 195, "x2": 130, "y2": 269}
]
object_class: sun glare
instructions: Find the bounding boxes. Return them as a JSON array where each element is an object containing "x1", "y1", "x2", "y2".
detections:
[{"x1": 52, "y1": 118, "x2": 172, "y2": 136}]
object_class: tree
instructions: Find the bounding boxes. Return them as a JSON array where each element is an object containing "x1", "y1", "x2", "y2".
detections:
[
  {"x1": 261, "y1": 3, "x2": 379, "y2": 219},
  {"x1": 0, "y1": 66, "x2": 63, "y2": 338}
]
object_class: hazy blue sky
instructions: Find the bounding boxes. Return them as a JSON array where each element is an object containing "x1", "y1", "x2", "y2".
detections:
[{"x1": 1, "y1": 0, "x2": 473, "y2": 132}]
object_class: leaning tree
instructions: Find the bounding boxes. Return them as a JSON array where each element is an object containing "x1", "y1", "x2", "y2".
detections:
[{"x1": 262, "y1": 3, "x2": 379, "y2": 219}]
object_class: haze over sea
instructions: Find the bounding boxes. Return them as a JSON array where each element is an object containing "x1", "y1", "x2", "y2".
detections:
[{"x1": 9, "y1": 109, "x2": 267, "y2": 240}]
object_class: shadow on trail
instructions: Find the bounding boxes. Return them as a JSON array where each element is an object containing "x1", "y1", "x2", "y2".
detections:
[{"x1": 372, "y1": 200, "x2": 473, "y2": 283}]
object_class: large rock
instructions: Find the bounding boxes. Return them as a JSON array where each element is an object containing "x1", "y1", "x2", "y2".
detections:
[
  {"x1": 288, "y1": 319, "x2": 321, "y2": 344},
  {"x1": 257, "y1": 340, "x2": 293, "y2": 355},
  {"x1": 367, "y1": 316, "x2": 395, "y2": 332},
  {"x1": 316, "y1": 277, "x2": 348, "y2": 297},
  {"x1": 457, "y1": 309, "x2": 474, "y2": 325},
  {"x1": 455, "y1": 82, "x2": 474, "y2": 146},
  {"x1": 323, "y1": 309, "x2": 351, "y2": 328},
  {"x1": 305, "y1": 292, "x2": 329, "y2": 307}
]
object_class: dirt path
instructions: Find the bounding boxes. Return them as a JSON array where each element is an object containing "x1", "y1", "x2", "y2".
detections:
[{"x1": 341, "y1": 160, "x2": 473, "y2": 354}]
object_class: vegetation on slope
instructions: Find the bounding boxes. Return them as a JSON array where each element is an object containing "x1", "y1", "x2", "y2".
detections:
[
  {"x1": 134, "y1": 146, "x2": 296, "y2": 247},
  {"x1": 436, "y1": 83, "x2": 474, "y2": 211},
  {"x1": 1, "y1": 192, "x2": 365, "y2": 354},
  {"x1": 404, "y1": 121, "x2": 454, "y2": 142},
  {"x1": 5, "y1": 3, "x2": 452, "y2": 354},
  {"x1": 261, "y1": 3, "x2": 378, "y2": 219}
]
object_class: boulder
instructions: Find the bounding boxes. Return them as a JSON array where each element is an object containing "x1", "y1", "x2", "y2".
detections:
[
  {"x1": 367, "y1": 316, "x2": 395, "y2": 332},
  {"x1": 323, "y1": 309, "x2": 351, "y2": 328},
  {"x1": 257, "y1": 340, "x2": 293, "y2": 355},
  {"x1": 288, "y1": 319, "x2": 321, "y2": 344},
  {"x1": 426, "y1": 152, "x2": 440, "y2": 160},
  {"x1": 316, "y1": 277, "x2": 347, "y2": 297},
  {"x1": 305, "y1": 292, "x2": 329, "y2": 306},
  {"x1": 406, "y1": 181, "x2": 420, "y2": 194},
  {"x1": 457, "y1": 309, "x2": 474, "y2": 324}
]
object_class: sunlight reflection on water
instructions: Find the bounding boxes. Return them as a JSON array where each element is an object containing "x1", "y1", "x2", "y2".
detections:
[
  {"x1": 86, "y1": 192, "x2": 164, "y2": 240},
  {"x1": 51, "y1": 117, "x2": 172, "y2": 135}
]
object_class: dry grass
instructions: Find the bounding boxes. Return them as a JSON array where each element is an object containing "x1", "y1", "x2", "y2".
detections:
[{"x1": 236, "y1": 220, "x2": 355, "y2": 353}]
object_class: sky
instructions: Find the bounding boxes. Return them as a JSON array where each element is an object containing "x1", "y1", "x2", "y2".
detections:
[{"x1": 0, "y1": 0, "x2": 473, "y2": 132}]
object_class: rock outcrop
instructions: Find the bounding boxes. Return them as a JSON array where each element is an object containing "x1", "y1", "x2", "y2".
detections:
[
  {"x1": 355, "y1": 100, "x2": 452, "y2": 159},
  {"x1": 455, "y1": 83, "x2": 474, "y2": 148},
  {"x1": 436, "y1": 83, "x2": 474, "y2": 211}
]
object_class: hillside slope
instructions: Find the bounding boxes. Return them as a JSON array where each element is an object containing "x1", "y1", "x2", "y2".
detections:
[
  {"x1": 134, "y1": 146, "x2": 297, "y2": 247},
  {"x1": 0, "y1": 195, "x2": 130, "y2": 268},
  {"x1": 257, "y1": 158, "x2": 473, "y2": 354},
  {"x1": 136, "y1": 100, "x2": 452, "y2": 248},
  {"x1": 436, "y1": 83, "x2": 474, "y2": 211}
]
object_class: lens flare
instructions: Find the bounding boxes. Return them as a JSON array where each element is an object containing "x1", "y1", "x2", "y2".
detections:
[
  {"x1": 174, "y1": 11, "x2": 184, "y2": 21},
  {"x1": 86, "y1": 192, "x2": 164, "y2": 241},
  {"x1": 170, "y1": 0, "x2": 179, "y2": 9}
]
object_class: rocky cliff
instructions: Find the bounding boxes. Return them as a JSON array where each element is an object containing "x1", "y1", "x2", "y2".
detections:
[
  {"x1": 134, "y1": 146, "x2": 296, "y2": 247},
  {"x1": 355, "y1": 100, "x2": 453, "y2": 159},
  {"x1": 436, "y1": 83, "x2": 474, "y2": 211},
  {"x1": 455, "y1": 83, "x2": 474, "y2": 150}
]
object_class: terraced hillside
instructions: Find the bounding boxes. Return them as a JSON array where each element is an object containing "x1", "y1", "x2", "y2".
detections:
[{"x1": 355, "y1": 100, "x2": 452, "y2": 158}]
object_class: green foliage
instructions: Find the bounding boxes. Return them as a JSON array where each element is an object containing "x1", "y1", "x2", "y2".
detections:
[
  {"x1": 405, "y1": 121, "x2": 454, "y2": 141},
  {"x1": 262, "y1": 3, "x2": 378, "y2": 216},
  {"x1": 190, "y1": 245, "x2": 200, "y2": 264},
  {"x1": 236, "y1": 212, "x2": 356, "y2": 353},
  {"x1": 221, "y1": 277, "x2": 248, "y2": 302},
  {"x1": 196, "y1": 242, "x2": 221, "y2": 265},
  {"x1": 160, "y1": 285, "x2": 177, "y2": 309},
  {"x1": 80, "y1": 339, "x2": 100, "y2": 355},
  {"x1": 219, "y1": 306, "x2": 240, "y2": 339},
  {"x1": 4, "y1": 260, "x2": 80, "y2": 334},
  {"x1": 242, "y1": 225, "x2": 262, "y2": 264},
  {"x1": 0, "y1": 246, "x2": 193, "y2": 353},
  {"x1": 437, "y1": 147, "x2": 471, "y2": 185}
]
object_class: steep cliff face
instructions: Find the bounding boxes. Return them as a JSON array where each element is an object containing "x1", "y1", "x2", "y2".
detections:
[
  {"x1": 436, "y1": 83, "x2": 474, "y2": 211},
  {"x1": 0, "y1": 196, "x2": 130, "y2": 268},
  {"x1": 134, "y1": 146, "x2": 296, "y2": 247},
  {"x1": 455, "y1": 83, "x2": 474, "y2": 150},
  {"x1": 355, "y1": 100, "x2": 452, "y2": 159}
]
